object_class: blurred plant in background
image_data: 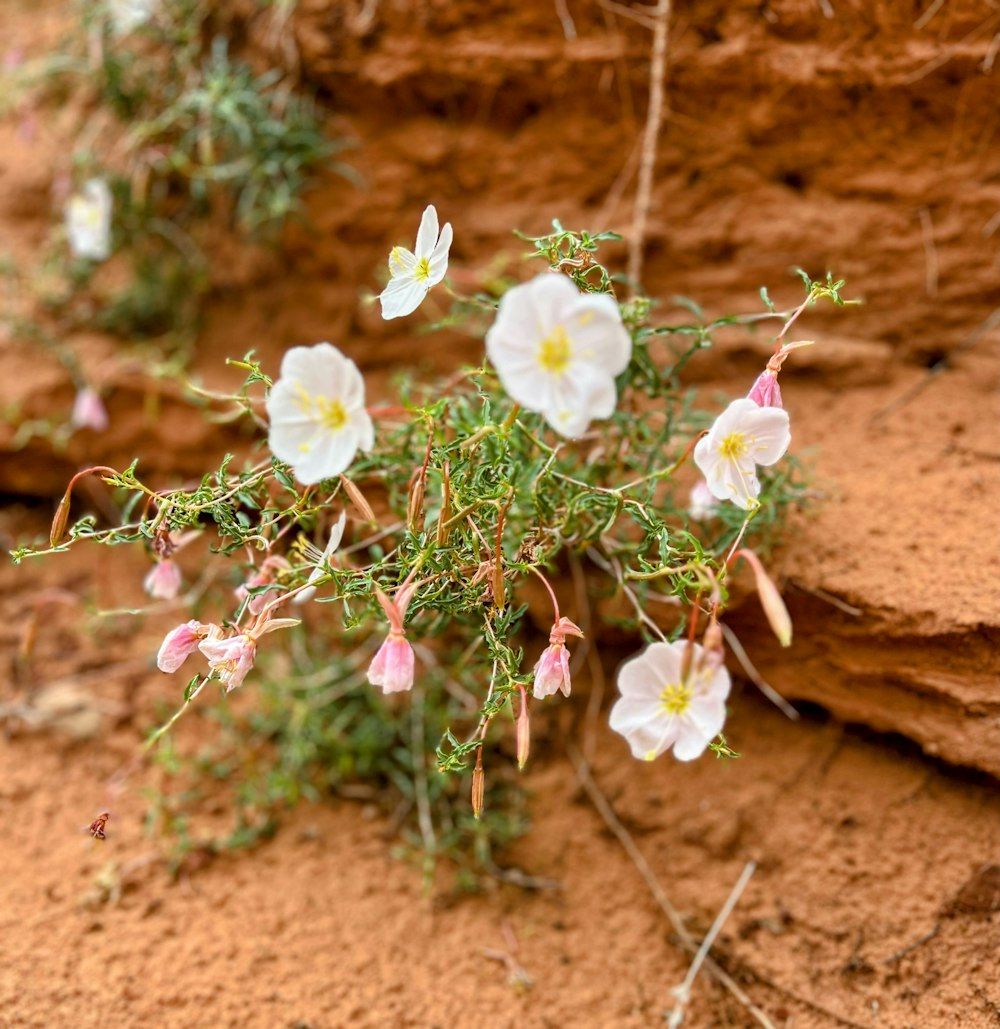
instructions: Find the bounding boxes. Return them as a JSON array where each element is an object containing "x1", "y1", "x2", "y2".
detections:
[{"x1": 3, "y1": 0, "x2": 348, "y2": 353}]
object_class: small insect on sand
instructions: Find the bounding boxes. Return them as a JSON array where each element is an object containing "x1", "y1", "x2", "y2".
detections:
[{"x1": 88, "y1": 812, "x2": 110, "y2": 841}]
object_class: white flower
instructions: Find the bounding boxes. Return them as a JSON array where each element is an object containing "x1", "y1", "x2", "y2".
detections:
[
  {"x1": 108, "y1": 0, "x2": 158, "y2": 35},
  {"x1": 693, "y1": 397, "x2": 791, "y2": 511},
  {"x1": 378, "y1": 204, "x2": 452, "y2": 319},
  {"x1": 294, "y1": 510, "x2": 347, "y2": 604},
  {"x1": 65, "y1": 179, "x2": 112, "y2": 261},
  {"x1": 266, "y1": 343, "x2": 375, "y2": 485},
  {"x1": 485, "y1": 273, "x2": 631, "y2": 438},
  {"x1": 610, "y1": 640, "x2": 730, "y2": 762}
]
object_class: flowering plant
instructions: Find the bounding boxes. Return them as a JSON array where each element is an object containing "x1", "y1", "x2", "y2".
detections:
[{"x1": 13, "y1": 216, "x2": 851, "y2": 860}]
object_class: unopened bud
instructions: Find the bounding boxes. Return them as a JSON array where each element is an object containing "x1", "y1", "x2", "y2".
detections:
[
  {"x1": 516, "y1": 687, "x2": 530, "y2": 770},
  {"x1": 406, "y1": 468, "x2": 426, "y2": 532},
  {"x1": 471, "y1": 751, "x2": 485, "y2": 819},
  {"x1": 701, "y1": 617, "x2": 725, "y2": 671},
  {"x1": 50, "y1": 486, "x2": 73, "y2": 547},
  {"x1": 493, "y1": 558, "x2": 506, "y2": 610},
  {"x1": 339, "y1": 475, "x2": 375, "y2": 525},
  {"x1": 739, "y1": 549, "x2": 792, "y2": 647},
  {"x1": 436, "y1": 460, "x2": 451, "y2": 547}
]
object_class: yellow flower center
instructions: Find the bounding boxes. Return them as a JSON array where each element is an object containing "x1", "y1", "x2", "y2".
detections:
[
  {"x1": 414, "y1": 256, "x2": 432, "y2": 282},
  {"x1": 659, "y1": 681, "x2": 692, "y2": 716},
  {"x1": 316, "y1": 396, "x2": 348, "y2": 431},
  {"x1": 538, "y1": 325, "x2": 573, "y2": 374},
  {"x1": 719, "y1": 431, "x2": 748, "y2": 460},
  {"x1": 388, "y1": 246, "x2": 407, "y2": 274}
]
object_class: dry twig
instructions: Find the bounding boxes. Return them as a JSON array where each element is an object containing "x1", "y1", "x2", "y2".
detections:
[
  {"x1": 566, "y1": 743, "x2": 777, "y2": 1029},
  {"x1": 628, "y1": 0, "x2": 671, "y2": 290}
]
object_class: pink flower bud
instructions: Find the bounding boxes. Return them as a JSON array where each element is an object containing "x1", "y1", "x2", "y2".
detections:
[
  {"x1": 156, "y1": 620, "x2": 209, "y2": 673},
  {"x1": 198, "y1": 633, "x2": 257, "y2": 692},
  {"x1": 367, "y1": 633, "x2": 415, "y2": 694},
  {"x1": 747, "y1": 370, "x2": 783, "y2": 409},
  {"x1": 144, "y1": 559, "x2": 182, "y2": 600},
  {"x1": 71, "y1": 387, "x2": 109, "y2": 432}
]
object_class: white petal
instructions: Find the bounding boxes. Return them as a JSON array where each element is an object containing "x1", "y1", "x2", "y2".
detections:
[
  {"x1": 292, "y1": 427, "x2": 359, "y2": 484},
  {"x1": 279, "y1": 342, "x2": 343, "y2": 392},
  {"x1": 388, "y1": 246, "x2": 417, "y2": 276},
  {"x1": 415, "y1": 205, "x2": 439, "y2": 258},
  {"x1": 566, "y1": 294, "x2": 632, "y2": 376},
  {"x1": 712, "y1": 458, "x2": 760, "y2": 510},
  {"x1": 541, "y1": 367, "x2": 612, "y2": 438},
  {"x1": 672, "y1": 724, "x2": 713, "y2": 761},
  {"x1": 427, "y1": 222, "x2": 452, "y2": 285},
  {"x1": 745, "y1": 407, "x2": 791, "y2": 466},
  {"x1": 617, "y1": 642, "x2": 683, "y2": 698},
  {"x1": 380, "y1": 276, "x2": 428, "y2": 320},
  {"x1": 610, "y1": 702, "x2": 675, "y2": 760},
  {"x1": 349, "y1": 408, "x2": 375, "y2": 453}
]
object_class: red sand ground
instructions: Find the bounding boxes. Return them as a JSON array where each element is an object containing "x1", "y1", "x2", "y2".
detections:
[{"x1": 1, "y1": 2, "x2": 999, "y2": 1026}]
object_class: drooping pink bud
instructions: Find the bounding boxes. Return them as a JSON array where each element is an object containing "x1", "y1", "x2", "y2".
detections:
[
  {"x1": 144, "y1": 559, "x2": 182, "y2": 600},
  {"x1": 198, "y1": 633, "x2": 257, "y2": 692},
  {"x1": 532, "y1": 617, "x2": 584, "y2": 700},
  {"x1": 747, "y1": 370, "x2": 783, "y2": 409},
  {"x1": 71, "y1": 387, "x2": 109, "y2": 432},
  {"x1": 367, "y1": 633, "x2": 415, "y2": 694},
  {"x1": 156, "y1": 620, "x2": 210, "y2": 673}
]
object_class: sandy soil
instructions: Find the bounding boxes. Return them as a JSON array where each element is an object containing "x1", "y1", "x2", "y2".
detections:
[{"x1": 1, "y1": 1, "x2": 999, "y2": 1027}]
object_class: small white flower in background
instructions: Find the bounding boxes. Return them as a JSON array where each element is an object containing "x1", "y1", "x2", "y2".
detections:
[
  {"x1": 610, "y1": 640, "x2": 731, "y2": 762},
  {"x1": 294, "y1": 510, "x2": 347, "y2": 604},
  {"x1": 693, "y1": 397, "x2": 791, "y2": 511},
  {"x1": 687, "y1": 479, "x2": 720, "y2": 522},
  {"x1": 65, "y1": 179, "x2": 113, "y2": 261},
  {"x1": 379, "y1": 204, "x2": 453, "y2": 320},
  {"x1": 266, "y1": 343, "x2": 375, "y2": 485},
  {"x1": 485, "y1": 273, "x2": 632, "y2": 438},
  {"x1": 108, "y1": 0, "x2": 157, "y2": 36},
  {"x1": 70, "y1": 387, "x2": 108, "y2": 432}
]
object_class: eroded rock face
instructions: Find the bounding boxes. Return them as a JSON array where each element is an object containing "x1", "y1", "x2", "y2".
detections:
[{"x1": 2, "y1": 1, "x2": 997, "y2": 772}]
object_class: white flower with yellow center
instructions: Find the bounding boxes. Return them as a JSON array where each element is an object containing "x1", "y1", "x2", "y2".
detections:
[
  {"x1": 693, "y1": 397, "x2": 791, "y2": 511},
  {"x1": 378, "y1": 204, "x2": 453, "y2": 320},
  {"x1": 610, "y1": 640, "x2": 730, "y2": 762},
  {"x1": 266, "y1": 343, "x2": 375, "y2": 485},
  {"x1": 65, "y1": 179, "x2": 113, "y2": 261},
  {"x1": 108, "y1": 0, "x2": 158, "y2": 35},
  {"x1": 485, "y1": 273, "x2": 631, "y2": 438}
]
